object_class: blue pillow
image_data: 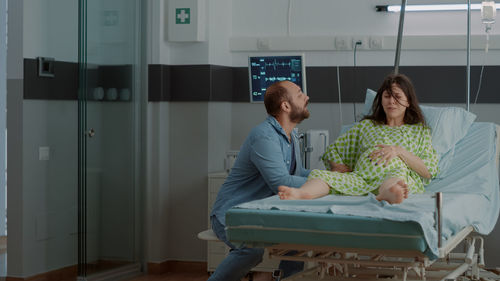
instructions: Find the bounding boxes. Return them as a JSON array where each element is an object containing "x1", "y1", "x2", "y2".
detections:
[{"x1": 360, "y1": 89, "x2": 477, "y2": 177}]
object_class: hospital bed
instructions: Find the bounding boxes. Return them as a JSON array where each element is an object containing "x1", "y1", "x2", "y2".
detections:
[{"x1": 225, "y1": 120, "x2": 500, "y2": 281}]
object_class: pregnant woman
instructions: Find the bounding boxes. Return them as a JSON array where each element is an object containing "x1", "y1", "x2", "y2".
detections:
[{"x1": 279, "y1": 73, "x2": 439, "y2": 204}]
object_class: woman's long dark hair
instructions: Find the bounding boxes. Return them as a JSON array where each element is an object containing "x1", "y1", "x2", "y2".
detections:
[{"x1": 364, "y1": 73, "x2": 426, "y2": 126}]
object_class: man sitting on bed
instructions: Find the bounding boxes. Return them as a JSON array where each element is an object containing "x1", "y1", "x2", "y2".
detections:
[{"x1": 209, "y1": 80, "x2": 311, "y2": 281}]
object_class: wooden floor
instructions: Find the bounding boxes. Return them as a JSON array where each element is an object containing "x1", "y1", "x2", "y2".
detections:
[
  {"x1": 131, "y1": 271, "x2": 273, "y2": 281},
  {"x1": 129, "y1": 268, "x2": 500, "y2": 281},
  {"x1": 131, "y1": 271, "x2": 210, "y2": 281}
]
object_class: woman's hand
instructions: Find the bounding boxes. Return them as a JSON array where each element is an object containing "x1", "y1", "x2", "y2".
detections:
[
  {"x1": 329, "y1": 161, "x2": 352, "y2": 173},
  {"x1": 370, "y1": 144, "x2": 401, "y2": 166},
  {"x1": 370, "y1": 144, "x2": 431, "y2": 179}
]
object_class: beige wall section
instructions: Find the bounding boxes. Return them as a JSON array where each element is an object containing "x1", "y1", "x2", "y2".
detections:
[
  {"x1": 166, "y1": 103, "x2": 208, "y2": 260},
  {"x1": 145, "y1": 102, "x2": 171, "y2": 263},
  {"x1": 207, "y1": 102, "x2": 232, "y2": 173},
  {"x1": 7, "y1": 0, "x2": 24, "y2": 277},
  {"x1": 6, "y1": 79, "x2": 24, "y2": 277}
]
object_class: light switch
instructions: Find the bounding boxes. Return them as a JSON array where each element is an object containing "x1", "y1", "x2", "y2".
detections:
[
  {"x1": 37, "y1": 57, "x2": 55, "y2": 78},
  {"x1": 39, "y1": 146, "x2": 50, "y2": 161}
]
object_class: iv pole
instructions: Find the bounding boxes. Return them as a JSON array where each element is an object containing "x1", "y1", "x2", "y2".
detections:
[
  {"x1": 394, "y1": 0, "x2": 472, "y2": 111},
  {"x1": 394, "y1": 0, "x2": 407, "y2": 74},
  {"x1": 466, "y1": 0, "x2": 471, "y2": 111}
]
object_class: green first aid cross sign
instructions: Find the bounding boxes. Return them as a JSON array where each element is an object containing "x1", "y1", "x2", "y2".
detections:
[{"x1": 176, "y1": 8, "x2": 190, "y2": 24}]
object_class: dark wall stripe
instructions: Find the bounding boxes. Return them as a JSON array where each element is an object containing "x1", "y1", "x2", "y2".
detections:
[
  {"x1": 148, "y1": 64, "x2": 500, "y2": 103},
  {"x1": 23, "y1": 58, "x2": 500, "y2": 103},
  {"x1": 210, "y1": 65, "x2": 234, "y2": 101},
  {"x1": 24, "y1": 58, "x2": 78, "y2": 100},
  {"x1": 148, "y1": 65, "x2": 165, "y2": 102},
  {"x1": 231, "y1": 67, "x2": 250, "y2": 102},
  {"x1": 24, "y1": 58, "x2": 133, "y2": 101},
  {"x1": 306, "y1": 67, "x2": 340, "y2": 102},
  {"x1": 169, "y1": 65, "x2": 211, "y2": 101}
]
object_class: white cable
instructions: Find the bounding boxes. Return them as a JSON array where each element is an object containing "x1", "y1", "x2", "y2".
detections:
[
  {"x1": 353, "y1": 42, "x2": 359, "y2": 67},
  {"x1": 474, "y1": 65, "x2": 485, "y2": 104},
  {"x1": 474, "y1": 34, "x2": 489, "y2": 104},
  {"x1": 337, "y1": 66, "x2": 343, "y2": 126},
  {"x1": 353, "y1": 41, "x2": 361, "y2": 122},
  {"x1": 287, "y1": 0, "x2": 292, "y2": 36}
]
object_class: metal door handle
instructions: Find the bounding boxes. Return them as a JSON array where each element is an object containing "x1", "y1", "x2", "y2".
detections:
[{"x1": 87, "y1": 128, "x2": 95, "y2": 138}]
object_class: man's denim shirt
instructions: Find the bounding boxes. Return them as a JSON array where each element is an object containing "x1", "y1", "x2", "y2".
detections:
[{"x1": 211, "y1": 116, "x2": 311, "y2": 226}]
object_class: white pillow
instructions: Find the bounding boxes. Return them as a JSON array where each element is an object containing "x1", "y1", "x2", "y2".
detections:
[
  {"x1": 420, "y1": 106, "x2": 476, "y2": 157},
  {"x1": 361, "y1": 89, "x2": 476, "y2": 177},
  {"x1": 363, "y1": 88, "x2": 377, "y2": 116}
]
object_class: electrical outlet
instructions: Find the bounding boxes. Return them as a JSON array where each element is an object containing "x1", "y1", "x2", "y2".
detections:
[
  {"x1": 335, "y1": 36, "x2": 352, "y2": 50},
  {"x1": 256, "y1": 38, "x2": 270, "y2": 50},
  {"x1": 369, "y1": 36, "x2": 384, "y2": 49},
  {"x1": 352, "y1": 37, "x2": 369, "y2": 50}
]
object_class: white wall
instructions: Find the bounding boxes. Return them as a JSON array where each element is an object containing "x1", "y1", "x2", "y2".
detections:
[
  {"x1": 229, "y1": 0, "x2": 500, "y2": 67},
  {"x1": 23, "y1": 0, "x2": 136, "y2": 65},
  {"x1": 149, "y1": 0, "x2": 500, "y2": 267},
  {"x1": 232, "y1": 0, "x2": 498, "y2": 37},
  {"x1": 23, "y1": 0, "x2": 77, "y2": 62},
  {"x1": 87, "y1": 0, "x2": 137, "y2": 65}
]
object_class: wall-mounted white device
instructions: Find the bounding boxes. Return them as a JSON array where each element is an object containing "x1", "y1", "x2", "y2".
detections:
[
  {"x1": 224, "y1": 151, "x2": 239, "y2": 173},
  {"x1": 167, "y1": 0, "x2": 206, "y2": 42},
  {"x1": 301, "y1": 130, "x2": 329, "y2": 170}
]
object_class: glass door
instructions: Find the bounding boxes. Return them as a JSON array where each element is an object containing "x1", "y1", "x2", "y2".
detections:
[{"x1": 78, "y1": 0, "x2": 142, "y2": 278}]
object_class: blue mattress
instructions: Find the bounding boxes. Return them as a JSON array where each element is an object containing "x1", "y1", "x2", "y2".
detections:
[
  {"x1": 226, "y1": 122, "x2": 500, "y2": 260},
  {"x1": 227, "y1": 208, "x2": 428, "y2": 253}
]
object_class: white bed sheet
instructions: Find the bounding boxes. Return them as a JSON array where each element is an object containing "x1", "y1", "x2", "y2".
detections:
[{"x1": 236, "y1": 122, "x2": 500, "y2": 259}]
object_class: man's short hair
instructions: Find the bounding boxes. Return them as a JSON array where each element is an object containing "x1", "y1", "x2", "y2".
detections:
[{"x1": 264, "y1": 81, "x2": 289, "y2": 117}]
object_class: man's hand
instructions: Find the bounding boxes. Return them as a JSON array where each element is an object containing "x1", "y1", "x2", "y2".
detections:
[{"x1": 329, "y1": 161, "x2": 352, "y2": 173}]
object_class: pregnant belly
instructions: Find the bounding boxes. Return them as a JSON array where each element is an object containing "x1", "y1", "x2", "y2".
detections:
[{"x1": 354, "y1": 147, "x2": 407, "y2": 181}]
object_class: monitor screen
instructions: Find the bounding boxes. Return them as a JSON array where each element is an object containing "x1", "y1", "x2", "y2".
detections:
[{"x1": 248, "y1": 55, "x2": 306, "y2": 102}]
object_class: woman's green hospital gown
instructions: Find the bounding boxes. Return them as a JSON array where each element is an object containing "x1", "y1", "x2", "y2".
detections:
[{"x1": 309, "y1": 119, "x2": 439, "y2": 195}]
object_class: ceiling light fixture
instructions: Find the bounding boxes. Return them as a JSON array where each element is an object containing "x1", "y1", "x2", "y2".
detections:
[{"x1": 376, "y1": 3, "x2": 499, "y2": 12}]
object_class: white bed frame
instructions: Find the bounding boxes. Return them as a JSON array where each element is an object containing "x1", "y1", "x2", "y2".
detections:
[
  {"x1": 266, "y1": 226, "x2": 482, "y2": 281},
  {"x1": 263, "y1": 125, "x2": 500, "y2": 281}
]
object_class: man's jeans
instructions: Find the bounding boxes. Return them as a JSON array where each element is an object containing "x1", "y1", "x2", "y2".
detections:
[{"x1": 207, "y1": 216, "x2": 303, "y2": 281}]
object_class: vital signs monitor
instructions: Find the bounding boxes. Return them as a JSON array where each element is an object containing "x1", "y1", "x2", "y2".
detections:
[{"x1": 248, "y1": 54, "x2": 306, "y2": 102}]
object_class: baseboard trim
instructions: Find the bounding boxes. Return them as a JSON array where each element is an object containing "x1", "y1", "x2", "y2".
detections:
[
  {"x1": 147, "y1": 260, "x2": 207, "y2": 275},
  {"x1": 6, "y1": 265, "x2": 77, "y2": 281}
]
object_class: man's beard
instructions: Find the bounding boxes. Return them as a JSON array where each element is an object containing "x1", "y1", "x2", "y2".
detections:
[{"x1": 289, "y1": 101, "x2": 310, "y2": 123}]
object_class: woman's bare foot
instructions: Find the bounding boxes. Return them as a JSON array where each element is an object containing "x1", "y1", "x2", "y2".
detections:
[
  {"x1": 278, "y1": 185, "x2": 302, "y2": 200},
  {"x1": 376, "y1": 178, "x2": 408, "y2": 204}
]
